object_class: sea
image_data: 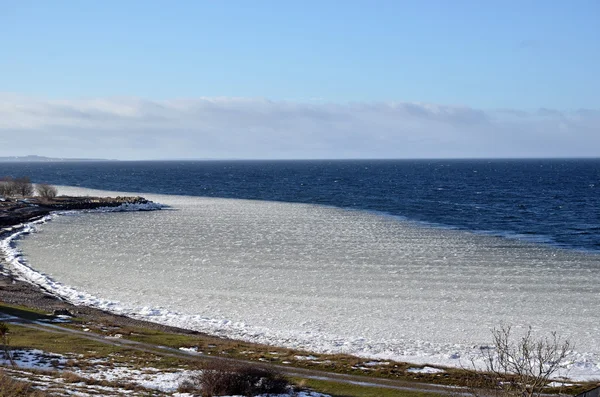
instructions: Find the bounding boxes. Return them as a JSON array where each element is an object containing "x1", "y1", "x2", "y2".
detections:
[{"x1": 1, "y1": 159, "x2": 599, "y2": 379}]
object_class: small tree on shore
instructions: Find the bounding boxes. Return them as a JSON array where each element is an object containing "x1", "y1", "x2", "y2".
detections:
[
  {"x1": 14, "y1": 177, "x2": 33, "y2": 197},
  {"x1": 0, "y1": 176, "x2": 36, "y2": 197},
  {"x1": 466, "y1": 325, "x2": 572, "y2": 397},
  {"x1": 36, "y1": 183, "x2": 58, "y2": 200},
  {"x1": 0, "y1": 177, "x2": 16, "y2": 197}
]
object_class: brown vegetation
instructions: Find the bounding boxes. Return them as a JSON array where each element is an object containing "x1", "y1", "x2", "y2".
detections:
[
  {"x1": 34, "y1": 184, "x2": 57, "y2": 200},
  {"x1": 0, "y1": 370, "x2": 48, "y2": 397},
  {"x1": 14, "y1": 178, "x2": 33, "y2": 197},
  {"x1": 0, "y1": 177, "x2": 17, "y2": 197},
  {"x1": 0, "y1": 177, "x2": 34, "y2": 198},
  {"x1": 464, "y1": 325, "x2": 571, "y2": 397},
  {"x1": 178, "y1": 361, "x2": 289, "y2": 397}
]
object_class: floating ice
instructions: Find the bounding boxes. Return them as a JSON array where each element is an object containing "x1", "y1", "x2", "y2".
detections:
[{"x1": 3, "y1": 186, "x2": 600, "y2": 381}]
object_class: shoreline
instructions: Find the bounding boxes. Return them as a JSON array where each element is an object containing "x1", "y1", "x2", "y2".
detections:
[
  {"x1": 2, "y1": 193, "x2": 599, "y2": 385},
  {"x1": 0, "y1": 196, "x2": 491, "y2": 396},
  {"x1": 0, "y1": 195, "x2": 198, "y2": 334},
  {"x1": 0, "y1": 195, "x2": 155, "y2": 227}
]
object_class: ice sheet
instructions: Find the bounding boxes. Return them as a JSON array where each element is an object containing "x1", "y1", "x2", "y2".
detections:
[{"x1": 4, "y1": 186, "x2": 600, "y2": 381}]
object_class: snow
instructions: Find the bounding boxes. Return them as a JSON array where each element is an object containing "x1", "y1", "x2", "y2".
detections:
[
  {"x1": 38, "y1": 314, "x2": 73, "y2": 324},
  {"x1": 0, "y1": 349, "x2": 66, "y2": 369},
  {"x1": 178, "y1": 346, "x2": 199, "y2": 353},
  {"x1": 546, "y1": 381, "x2": 575, "y2": 388},
  {"x1": 0, "y1": 348, "x2": 331, "y2": 396},
  {"x1": 363, "y1": 361, "x2": 390, "y2": 366},
  {"x1": 295, "y1": 355, "x2": 319, "y2": 361},
  {"x1": 79, "y1": 365, "x2": 196, "y2": 392},
  {"x1": 407, "y1": 366, "x2": 446, "y2": 374},
  {"x1": 3, "y1": 185, "x2": 600, "y2": 381}
]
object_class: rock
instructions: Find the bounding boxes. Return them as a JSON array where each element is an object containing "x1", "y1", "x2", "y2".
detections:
[{"x1": 53, "y1": 308, "x2": 74, "y2": 317}]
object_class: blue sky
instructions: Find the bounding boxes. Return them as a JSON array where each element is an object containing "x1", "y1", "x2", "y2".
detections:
[{"x1": 0, "y1": 1, "x2": 598, "y2": 159}]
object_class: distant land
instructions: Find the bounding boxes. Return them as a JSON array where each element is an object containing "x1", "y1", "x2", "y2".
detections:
[{"x1": 0, "y1": 155, "x2": 115, "y2": 162}]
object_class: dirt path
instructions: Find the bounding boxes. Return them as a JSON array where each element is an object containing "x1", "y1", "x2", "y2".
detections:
[{"x1": 3, "y1": 316, "x2": 467, "y2": 396}]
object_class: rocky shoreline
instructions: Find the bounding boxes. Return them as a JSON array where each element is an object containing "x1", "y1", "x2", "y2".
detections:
[{"x1": 0, "y1": 195, "x2": 152, "y2": 227}]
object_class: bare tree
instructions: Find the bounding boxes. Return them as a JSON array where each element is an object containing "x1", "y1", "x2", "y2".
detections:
[
  {"x1": 36, "y1": 183, "x2": 58, "y2": 200},
  {"x1": 1, "y1": 176, "x2": 35, "y2": 197},
  {"x1": 0, "y1": 322, "x2": 14, "y2": 366},
  {"x1": 0, "y1": 176, "x2": 16, "y2": 197},
  {"x1": 14, "y1": 177, "x2": 34, "y2": 197},
  {"x1": 466, "y1": 325, "x2": 571, "y2": 397}
]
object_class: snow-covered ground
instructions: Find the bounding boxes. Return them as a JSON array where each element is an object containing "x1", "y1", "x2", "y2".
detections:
[
  {"x1": 1, "y1": 348, "x2": 330, "y2": 396},
  {"x1": 3, "y1": 186, "x2": 600, "y2": 381}
]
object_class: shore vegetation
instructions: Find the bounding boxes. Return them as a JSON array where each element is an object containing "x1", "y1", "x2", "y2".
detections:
[
  {"x1": 35, "y1": 184, "x2": 58, "y2": 200},
  {"x1": 463, "y1": 325, "x2": 572, "y2": 397},
  {"x1": 0, "y1": 177, "x2": 34, "y2": 198}
]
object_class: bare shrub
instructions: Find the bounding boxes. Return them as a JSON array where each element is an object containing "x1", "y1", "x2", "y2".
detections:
[
  {"x1": 179, "y1": 361, "x2": 289, "y2": 397},
  {"x1": 13, "y1": 177, "x2": 33, "y2": 197},
  {"x1": 35, "y1": 184, "x2": 58, "y2": 200},
  {"x1": 0, "y1": 176, "x2": 36, "y2": 198},
  {"x1": 0, "y1": 177, "x2": 16, "y2": 197},
  {"x1": 466, "y1": 325, "x2": 572, "y2": 397}
]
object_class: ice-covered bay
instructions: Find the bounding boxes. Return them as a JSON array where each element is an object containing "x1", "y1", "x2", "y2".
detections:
[{"x1": 8, "y1": 187, "x2": 600, "y2": 380}]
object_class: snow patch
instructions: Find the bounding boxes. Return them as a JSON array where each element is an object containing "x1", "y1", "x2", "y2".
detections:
[
  {"x1": 0, "y1": 349, "x2": 66, "y2": 369},
  {"x1": 407, "y1": 366, "x2": 446, "y2": 374},
  {"x1": 77, "y1": 365, "x2": 196, "y2": 393},
  {"x1": 546, "y1": 381, "x2": 575, "y2": 388},
  {"x1": 363, "y1": 361, "x2": 390, "y2": 366},
  {"x1": 178, "y1": 346, "x2": 199, "y2": 353},
  {"x1": 295, "y1": 355, "x2": 319, "y2": 361}
]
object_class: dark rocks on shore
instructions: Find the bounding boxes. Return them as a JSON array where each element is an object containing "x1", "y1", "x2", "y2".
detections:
[{"x1": 0, "y1": 195, "x2": 150, "y2": 227}]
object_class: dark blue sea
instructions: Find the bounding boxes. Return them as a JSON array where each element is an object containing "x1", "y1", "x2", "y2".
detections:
[{"x1": 1, "y1": 159, "x2": 599, "y2": 252}]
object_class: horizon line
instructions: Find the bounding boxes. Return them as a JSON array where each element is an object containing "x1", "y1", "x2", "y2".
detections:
[{"x1": 1, "y1": 155, "x2": 599, "y2": 162}]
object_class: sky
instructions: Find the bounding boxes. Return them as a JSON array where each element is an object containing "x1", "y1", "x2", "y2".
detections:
[{"x1": 0, "y1": 0, "x2": 598, "y2": 160}]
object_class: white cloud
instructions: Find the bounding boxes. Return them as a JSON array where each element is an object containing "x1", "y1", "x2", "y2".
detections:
[{"x1": 0, "y1": 94, "x2": 598, "y2": 160}]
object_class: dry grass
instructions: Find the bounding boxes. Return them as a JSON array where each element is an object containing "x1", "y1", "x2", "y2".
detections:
[
  {"x1": 0, "y1": 370, "x2": 48, "y2": 397},
  {"x1": 1, "y1": 305, "x2": 594, "y2": 397},
  {"x1": 59, "y1": 370, "x2": 149, "y2": 392}
]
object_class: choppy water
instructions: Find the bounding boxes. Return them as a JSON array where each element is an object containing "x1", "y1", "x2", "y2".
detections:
[
  {"x1": 9, "y1": 186, "x2": 600, "y2": 380},
  {"x1": 1, "y1": 159, "x2": 599, "y2": 252}
]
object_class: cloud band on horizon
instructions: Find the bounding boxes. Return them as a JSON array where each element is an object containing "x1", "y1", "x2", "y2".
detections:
[{"x1": 0, "y1": 95, "x2": 598, "y2": 160}]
